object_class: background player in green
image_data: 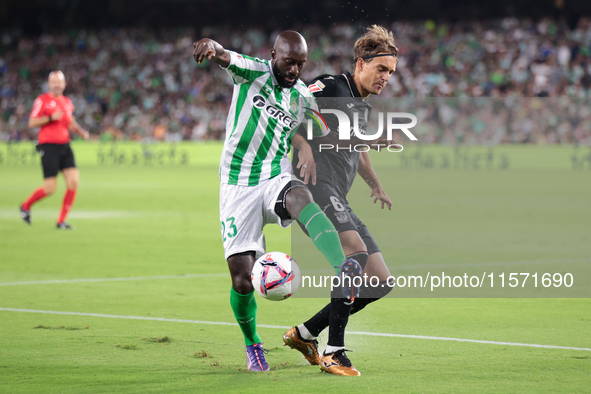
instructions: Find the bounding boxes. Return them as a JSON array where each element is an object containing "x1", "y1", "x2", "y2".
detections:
[
  {"x1": 283, "y1": 25, "x2": 399, "y2": 376},
  {"x1": 192, "y1": 31, "x2": 362, "y2": 372}
]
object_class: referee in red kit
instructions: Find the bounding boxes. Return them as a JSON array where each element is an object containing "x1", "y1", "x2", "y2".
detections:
[{"x1": 20, "y1": 70, "x2": 89, "y2": 229}]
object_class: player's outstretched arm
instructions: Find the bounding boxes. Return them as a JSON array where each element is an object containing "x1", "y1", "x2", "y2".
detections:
[
  {"x1": 192, "y1": 38, "x2": 231, "y2": 68},
  {"x1": 358, "y1": 151, "x2": 392, "y2": 210}
]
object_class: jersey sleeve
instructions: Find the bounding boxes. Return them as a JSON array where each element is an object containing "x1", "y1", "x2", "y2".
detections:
[
  {"x1": 224, "y1": 51, "x2": 269, "y2": 84},
  {"x1": 308, "y1": 75, "x2": 338, "y2": 98},
  {"x1": 30, "y1": 97, "x2": 44, "y2": 118}
]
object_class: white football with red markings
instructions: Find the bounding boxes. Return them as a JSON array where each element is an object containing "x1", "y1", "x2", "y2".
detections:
[{"x1": 251, "y1": 252, "x2": 301, "y2": 301}]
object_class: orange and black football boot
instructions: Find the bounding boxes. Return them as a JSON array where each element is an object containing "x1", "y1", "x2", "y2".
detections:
[
  {"x1": 319, "y1": 349, "x2": 361, "y2": 376},
  {"x1": 282, "y1": 327, "x2": 321, "y2": 365}
]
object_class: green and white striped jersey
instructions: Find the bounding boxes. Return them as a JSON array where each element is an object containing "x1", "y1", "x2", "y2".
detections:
[{"x1": 219, "y1": 51, "x2": 326, "y2": 186}]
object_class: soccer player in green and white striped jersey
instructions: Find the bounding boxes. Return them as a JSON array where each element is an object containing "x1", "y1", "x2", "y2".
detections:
[{"x1": 193, "y1": 31, "x2": 362, "y2": 372}]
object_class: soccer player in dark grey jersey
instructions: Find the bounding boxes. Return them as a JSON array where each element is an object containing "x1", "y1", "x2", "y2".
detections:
[{"x1": 283, "y1": 25, "x2": 399, "y2": 376}]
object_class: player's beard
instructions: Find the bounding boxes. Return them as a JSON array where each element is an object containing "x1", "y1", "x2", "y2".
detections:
[{"x1": 272, "y1": 62, "x2": 297, "y2": 88}]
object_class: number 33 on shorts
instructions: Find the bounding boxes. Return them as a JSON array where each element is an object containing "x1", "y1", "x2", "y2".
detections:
[{"x1": 221, "y1": 217, "x2": 238, "y2": 242}]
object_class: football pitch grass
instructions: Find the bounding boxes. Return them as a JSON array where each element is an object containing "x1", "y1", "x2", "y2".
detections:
[{"x1": 0, "y1": 142, "x2": 590, "y2": 393}]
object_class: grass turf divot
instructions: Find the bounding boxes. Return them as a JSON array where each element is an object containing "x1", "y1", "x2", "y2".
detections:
[
  {"x1": 33, "y1": 324, "x2": 89, "y2": 330},
  {"x1": 114, "y1": 344, "x2": 138, "y2": 350},
  {"x1": 142, "y1": 336, "x2": 170, "y2": 343}
]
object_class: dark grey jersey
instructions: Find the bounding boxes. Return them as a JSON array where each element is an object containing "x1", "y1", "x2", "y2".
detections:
[{"x1": 294, "y1": 72, "x2": 371, "y2": 198}]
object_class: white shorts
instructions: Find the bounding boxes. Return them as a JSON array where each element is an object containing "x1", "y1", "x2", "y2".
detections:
[{"x1": 219, "y1": 172, "x2": 292, "y2": 260}]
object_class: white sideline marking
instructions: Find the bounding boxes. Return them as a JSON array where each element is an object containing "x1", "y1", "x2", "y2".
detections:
[
  {"x1": 345, "y1": 331, "x2": 591, "y2": 351},
  {"x1": 0, "y1": 273, "x2": 228, "y2": 286},
  {"x1": 1, "y1": 307, "x2": 589, "y2": 352},
  {"x1": 0, "y1": 209, "x2": 139, "y2": 219}
]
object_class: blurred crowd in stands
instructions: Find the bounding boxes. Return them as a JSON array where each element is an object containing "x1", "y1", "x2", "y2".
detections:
[{"x1": 1, "y1": 17, "x2": 591, "y2": 144}]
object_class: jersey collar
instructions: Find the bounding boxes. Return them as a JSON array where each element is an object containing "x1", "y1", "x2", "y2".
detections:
[{"x1": 343, "y1": 71, "x2": 362, "y2": 98}]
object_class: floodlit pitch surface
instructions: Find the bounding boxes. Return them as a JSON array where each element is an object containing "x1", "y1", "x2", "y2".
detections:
[{"x1": 0, "y1": 142, "x2": 589, "y2": 393}]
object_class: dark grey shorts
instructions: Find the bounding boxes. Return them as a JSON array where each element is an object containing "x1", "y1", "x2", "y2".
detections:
[{"x1": 299, "y1": 181, "x2": 380, "y2": 255}]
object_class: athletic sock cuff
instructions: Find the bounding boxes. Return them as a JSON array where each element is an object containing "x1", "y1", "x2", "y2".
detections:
[
  {"x1": 230, "y1": 288, "x2": 255, "y2": 303},
  {"x1": 297, "y1": 324, "x2": 316, "y2": 341},
  {"x1": 346, "y1": 251, "x2": 369, "y2": 271},
  {"x1": 324, "y1": 345, "x2": 345, "y2": 354}
]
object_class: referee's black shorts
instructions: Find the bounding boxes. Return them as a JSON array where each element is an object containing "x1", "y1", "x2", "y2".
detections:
[
  {"x1": 298, "y1": 180, "x2": 381, "y2": 255},
  {"x1": 38, "y1": 143, "x2": 76, "y2": 178}
]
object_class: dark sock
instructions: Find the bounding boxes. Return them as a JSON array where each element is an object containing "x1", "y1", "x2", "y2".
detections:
[
  {"x1": 303, "y1": 278, "x2": 393, "y2": 336},
  {"x1": 303, "y1": 303, "x2": 331, "y2": 338},
  {"x1": 327, "y1": 294, "x2": 353, "y2": 347},
  {"x1": 347, "y1": 251, "x2": 369, "y2": 271}
]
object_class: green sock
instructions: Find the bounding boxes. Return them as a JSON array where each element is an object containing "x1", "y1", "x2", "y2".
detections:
[
  {"x1": 230, "y1": 288, "x2": 262, "y2": 346},
  {"x1": 298, "y1": 202, "x2": 345, "y2": 274}
]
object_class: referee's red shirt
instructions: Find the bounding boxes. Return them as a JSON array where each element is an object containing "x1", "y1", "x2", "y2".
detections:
[{"x1": 30, "y1": 93, "x2": 74, "y2": 144}]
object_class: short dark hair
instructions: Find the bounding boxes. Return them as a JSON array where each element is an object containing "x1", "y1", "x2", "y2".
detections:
[{"x1": 354, "y1": 25, "x2": 398, "y2": 61}]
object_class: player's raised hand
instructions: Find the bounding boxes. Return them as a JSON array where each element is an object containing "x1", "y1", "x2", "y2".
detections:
[
  {"x1": 370, "y1": 187, "x2": 393, "y2": 210},
  {"x1": 193, "y1": 39, "x2": 216, "y2": 64},
  {"x1": 192, "y1": 39, "x2": 231, "y2": 67}
]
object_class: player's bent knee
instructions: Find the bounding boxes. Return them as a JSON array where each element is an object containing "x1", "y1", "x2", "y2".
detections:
[
  {"x1": 232, "y1": 277, "x2": 254, "y2": 294},
  {"x1": 227, "y1": 251, "x2": 256, "y2": 294},
  {"x1": 286, "y1": 187, "x2": 313, "y2": 220},
  {"x1": 62, "y1": 169, "x2": 79, "y2": 190},
  {"x1": 43, "y1": 182, "x2": 57, "y2": 195},
  {"x1": 229, "y1": 268, "x2": 255, "y2": 294},
  {"x1": 67, "y1": 179, "x2": 79, "y2": 190}
]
